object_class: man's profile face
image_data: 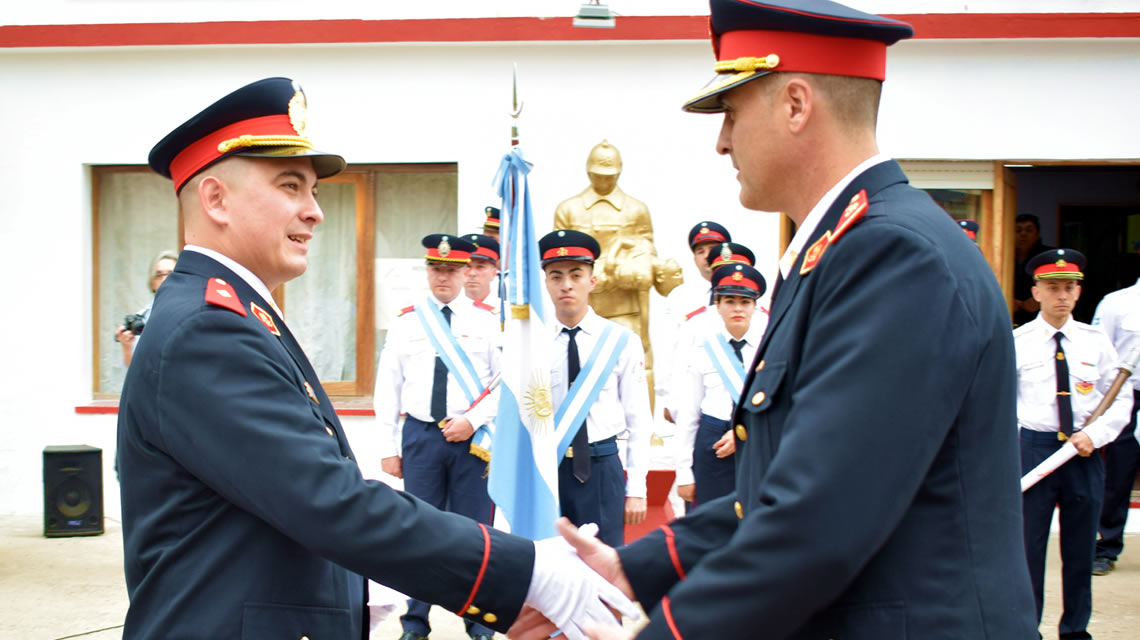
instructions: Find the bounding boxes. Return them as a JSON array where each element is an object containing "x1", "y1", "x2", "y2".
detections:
[
  {"x1": 427, "y1": 263, "x2": 466, "y2": 303},
  {"x1": 693, "y1": 242, "x2": 717, "y2": 281},
  {"x1": 1015, "y1": 221, "x2": 1041, "y2": 252},
  {"x1": 1032, "y1": 279, "x2": 1080, "y2": 324},
  {"x1": 716, "y1": 78, "x2": 784, "y2": 212},
  {"x1": 587, "y1": 172, "x2": 619, "y2": 196},
  {"x1": 464, "y1": 259, "x2": 498, "y2": 301},
  {"x1": 544, "y1": 261, "x2": 597, "y2": 317},
  {"x1": 223, "y1": 157, "x2": 324, "y2": 290}
]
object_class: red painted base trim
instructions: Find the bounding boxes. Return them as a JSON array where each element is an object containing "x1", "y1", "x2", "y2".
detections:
[
  {"x1": 3, "y1": 14, "x2": 1140, "y2": 49},
  {"x1": 76, "y1": 404, "x2": 377, "y2": 417},
  {"x1": 624, "y1": 469, "x2": 677, "y2": 543}
]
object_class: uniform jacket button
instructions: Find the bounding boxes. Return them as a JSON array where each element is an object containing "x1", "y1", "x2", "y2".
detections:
[
  {"x1": 735, "y1": 424, "x2": 748, "y2": 441},
  {"x1": 734, "y1": 501, "x2": 744, "y2": 519},
  {"x1": 751, "y1": 391, "x2": 766, "y2": 405},
  {"x1": 756, "y1": 359, "x2": 766, "y2": 371},
  {"x1": 483, "y1": 612, "x2": 498, "y2": 624},
  {"x1": 467, "y1": 605, "x2": 481, "y2": 615}
]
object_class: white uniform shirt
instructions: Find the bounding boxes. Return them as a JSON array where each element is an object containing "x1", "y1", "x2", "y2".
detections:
[
  {"x1": 551, "y1": 308, "x2": 652, "y2": 498},
  {"x1": 1092, "y1": 278, "x2": 1140, "y2": 392},
  {"x1": 1014, "y1": 314, "x2": 1131, "y2": 449},
  {"x1": 374, "y1": 295, "x2": 502, "y2": 458},
  {"x1": 658, "y1": 278, "x2": 714, "y2": 409},
  {"x1": 666, "y1": 305, "x2": 719, "y2": 418},
  {"x1": 673, "y1": 318, "x2": 766, "y2": 486}
]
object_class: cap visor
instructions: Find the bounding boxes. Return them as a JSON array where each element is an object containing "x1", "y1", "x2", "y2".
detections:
[
  {"x1": 713, "y1": 285, "x2": 760, "y2": 299},
  {"x1": 235, "y1": 146, "x2": 346, "y2": 179},
  {"x1": 682, "y1": 70, "x2": 771, "y2": 113}
]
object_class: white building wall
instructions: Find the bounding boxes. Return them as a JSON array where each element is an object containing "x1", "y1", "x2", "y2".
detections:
[{"x1": 1, "y1": 30, "x2": 1138, "y2": 516}]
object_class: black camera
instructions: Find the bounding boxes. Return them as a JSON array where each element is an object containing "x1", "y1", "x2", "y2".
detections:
[{"x1": 121, "y1": 313, "x2": 147, "y2": 337}]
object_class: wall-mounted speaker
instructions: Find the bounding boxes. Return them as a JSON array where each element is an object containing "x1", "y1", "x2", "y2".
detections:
[{"x1": 43, "y1": 445, "x2": 104, "y2": 537}]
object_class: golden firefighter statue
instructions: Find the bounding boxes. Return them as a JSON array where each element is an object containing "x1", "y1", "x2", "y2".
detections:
[{"x1": 554, "y1": 141, "x2": 683, "y2": 403}]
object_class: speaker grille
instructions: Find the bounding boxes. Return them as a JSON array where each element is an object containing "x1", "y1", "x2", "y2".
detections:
[{"x1": 43, "y1": 445, "x2": 104, "y2": 537}]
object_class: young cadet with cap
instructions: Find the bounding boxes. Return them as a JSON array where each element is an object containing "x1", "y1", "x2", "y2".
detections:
[
  {"x1": 483, "y1": 206, "x2": 501, "y2": 242},
  {"x1": 1093, "y1": 241, "x2": 1140, "y2": 576},
  {"x1": 674, "y1": 263, "x2": 766, "y2": 508},
  {"x1": 958, "y1": 218, "x2": 980, "y2": 244},
  {"x1": 117, "y1": 77, "x2": 634, "y2": 640},
  {"x1": 374, "y1": 233, "x2": 502, "y2": 640},
  {"x1": 540, "y1": 229, "x2": 652, "y2": 547},
  {"x1": 519, "y1": 2, "x2": 1039, "y2": 639},
  {"x1": 461, "y1": 233, "x2": 502, "y2": 312},
  {"x1": 1015, "y1": 248, "x2": 1131, "y2": 639}
]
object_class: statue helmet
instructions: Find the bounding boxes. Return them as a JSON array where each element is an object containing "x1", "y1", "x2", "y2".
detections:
[{"x1": 586, "y1": 140, "x2": 622, "y2": 176}]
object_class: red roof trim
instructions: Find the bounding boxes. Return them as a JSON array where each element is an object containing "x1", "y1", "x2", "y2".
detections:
[{"x1": 2, "y1": 14, "x2": 1140, "y2": 48}]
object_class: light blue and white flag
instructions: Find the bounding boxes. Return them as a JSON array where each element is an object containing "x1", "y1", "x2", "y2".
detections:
[{"x1": 487, "y1": 147, "x2": 560, "y2": 539}]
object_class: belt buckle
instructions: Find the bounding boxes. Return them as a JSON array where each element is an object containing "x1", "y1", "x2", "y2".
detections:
[
  {"x1": 437, "y1": 419, "x2": 448, "y2": 430},
  {"x1": 565, "y1": 446, "x2": 574, "y2": 458},
  {"x1": 1057, "y1": 432, "x2": 1069, "y2": 442}
]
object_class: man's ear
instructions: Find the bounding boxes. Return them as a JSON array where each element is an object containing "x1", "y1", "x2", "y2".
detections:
[
  {"x1": 782, "y1": 77, "x2": 814, "y2": 134},
  {"x1": 1031, "y1": 284, "x2": 1042, "y2": 303},
  {"x1": 198, "y1": 175, "x2": 230, "y2": 228}
]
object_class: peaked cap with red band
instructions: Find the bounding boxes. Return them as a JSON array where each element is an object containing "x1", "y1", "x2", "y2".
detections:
[
  {"x1": 538, "y1": 229, "x2": 601, "y2": 267},
  {"x1": 483, "y1": 206, "x2": 501, "y2": 231},
  {"x1": 958, "y1": 219, "x2": 980, "y2": 241},
  {"x1": 149, "y1": 77, "x2": 346, "y2": 193},
  {"x1": 688, "y1": 220, "x2": 732, "y2": 249},
  {"x1": 462, "y1": 233, "x2": 501, "y2": 263},
  {"x1": 1027, "y1": 248, "x2": 1086, "y2": 281},
  {"x1": 684, "y1": 0, "x2": 914, "y2": 113},
  {"x1": 707, "y1": 241, "x2": 756, "y2": 269},
  {"x1": 712, "y1": 263, "x2": 766, "y2": 299},
  {"x1": 422, "y1": 233, "x2": 475, "y2": 265}
]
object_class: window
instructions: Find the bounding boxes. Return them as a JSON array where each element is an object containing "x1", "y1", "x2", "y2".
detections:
[{"x1": 90, "y1": 163, "x2": 457, "y2": 399}]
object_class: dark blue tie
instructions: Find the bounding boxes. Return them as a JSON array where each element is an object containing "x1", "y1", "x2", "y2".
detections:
[
  {"x1": 1054, "y1": 332, "x2": 1074, "y2": 438},
  {"x1": 729, "y1": 338, "x2": 746, "y2": 364},
  {"x1": 430, "y1": 305, "x2": 452, "y2": 422},
  {"x1": 564, "y1": 327, "x2": 590, "y2": 483}
]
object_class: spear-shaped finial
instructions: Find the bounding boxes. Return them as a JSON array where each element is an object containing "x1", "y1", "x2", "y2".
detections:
[{"x1": 510, "y1": 63, "x2": 524, "y2": 146}]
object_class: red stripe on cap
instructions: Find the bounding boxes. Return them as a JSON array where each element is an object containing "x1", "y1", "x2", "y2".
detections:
[
  {"x1": 692, "y1": 230, "x2": 727, "y2": 245},
  {"x1": 720, "y1": 30, "x2": 887, "y2": 80},
  {"x1": 1034, "y1": 262, "x2": 1082, "y2": 278},
  {"x1": 169, "y1": 114, "x2": 297, "y2": 192},
  {"x1": 426, "y1": 249, "x2": 471, "y2": 262},
  {"x1": 716, "y1": 275, "x2": 760, "y2": 291},
  {"x1": 711, "y1": 253, "x2": 751, "y2": 267},
  {"x1": 472, "y1": 246, "x2": 499, "y2": 261},
  {"x1": 964, "y1": 229, "x2": 977, "y2": 240},
  {"x1": 542, "y1": 246, "x2": 594, "y2": 261}
]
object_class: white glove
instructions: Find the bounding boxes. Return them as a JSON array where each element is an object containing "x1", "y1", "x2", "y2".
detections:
[{"x1": 525, "y1": 523, "x2": 640, "y2": 640}]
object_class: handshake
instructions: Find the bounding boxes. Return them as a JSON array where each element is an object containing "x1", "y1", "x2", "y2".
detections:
[{"x1": 515, "y1": 518, "x2": 640, "y2": 640}]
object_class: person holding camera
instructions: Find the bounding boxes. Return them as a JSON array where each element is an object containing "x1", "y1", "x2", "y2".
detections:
[{"x1": 115, "y1": 250, "x2": 177, "y2": 366}]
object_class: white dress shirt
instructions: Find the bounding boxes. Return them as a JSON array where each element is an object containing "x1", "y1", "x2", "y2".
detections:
[
  {"x1": 1014, "y1": 314, "x2": 1132, "y2": 449},
  {"x1": 673, "y1": 318, "x2": 766, "y2": 486},
  {"x1": 183, "y1": 245, "x2": 282, "y2": 315},
  {"x1": 1092, "y1": 278, "x2": 1140, "y2": 392},
  {"x1": 551, "y1": 308, "x2": 652, "y2": 498},
  {"x1": 659, "y1": 278, "x2": 714, "y2": 409},
  {"x1": 374, "y1": 294, "x2": 502, "y2": 458}
]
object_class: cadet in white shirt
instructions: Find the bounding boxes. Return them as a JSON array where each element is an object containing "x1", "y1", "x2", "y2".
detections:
[
  {"x1": 1093, "y1": 240, "x2": 1140, "y2": 575},
  {"x1": 675, "y1": 263, "x2": 767, "y2": 507},
  {"x1": 461, "y1": 233, "x2": 502, "y2": 313},
  {"x1": 1015, "y1": 248, "x2": 1132, "y2": 640},
  {"x1": 374, "y1": 233, "x2": 501, "y2": 640},
  {"x1": 540, "y1": 229, "x2": 651, "y2": 547}
]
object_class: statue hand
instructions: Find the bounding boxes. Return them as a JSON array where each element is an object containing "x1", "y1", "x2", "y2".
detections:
[{"x1": 653, "y1": 258, "x2": 684, "y2": 296}]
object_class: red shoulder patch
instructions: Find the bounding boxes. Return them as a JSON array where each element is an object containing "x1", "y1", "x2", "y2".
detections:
[
  {"x1": 398, "y1": 305, "x2": 416, "y2": 317},
  {"x1": 204, "y1": 278, "x2": 246, "y2": 316},
  {"x1": 800, "y1": 231, "x2": 832, "y2": 276},
  {"x1": 473, "y1": 300, "x2": 495, "y2": 313},
  {"x1": 249, "y1": 302, "x2": 281, "y2": 336},
  {"x1": 831, "y1": 189, "x2": 868, "y2": 243},
  {"x1": 685, "y1": 306, "x2": 707, "y2": 320}
]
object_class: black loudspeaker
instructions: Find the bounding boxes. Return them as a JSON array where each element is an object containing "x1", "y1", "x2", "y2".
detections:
[{"x1": 43, "y1": 445, "x2": 104, "y2": 537}]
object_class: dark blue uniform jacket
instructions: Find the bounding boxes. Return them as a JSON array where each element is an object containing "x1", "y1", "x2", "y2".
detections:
[{"x1": 619, "y1": 161, "x2": 1037, "y2": 639}]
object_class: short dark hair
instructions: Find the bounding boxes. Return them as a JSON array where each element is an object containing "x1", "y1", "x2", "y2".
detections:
[{"x1": 1015, "y1": 214, "x2": 1041, "y2": 231}]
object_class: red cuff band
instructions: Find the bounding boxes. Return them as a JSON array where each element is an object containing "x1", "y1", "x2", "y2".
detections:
[
  {"x1": 662, "y1": 525, "x2": 687, "y2": 580},
  {"x1": 457, "y1": 523, "x2": 492, "y2": 616},
  {"x1": 662, "y1": 597, "x2": 684, "y2": 640}
]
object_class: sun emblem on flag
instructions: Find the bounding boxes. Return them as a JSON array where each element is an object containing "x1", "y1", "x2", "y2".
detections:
[{"x1": 522, "y1": 371, "x2": 554, "y2": 436}]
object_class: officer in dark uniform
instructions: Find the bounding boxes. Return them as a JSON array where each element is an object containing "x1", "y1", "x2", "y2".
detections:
[
  {"x1": 529, "y1": 3, "x2": 1039, "y2": 639},
  {"x1": 117, "y1": 77, "x2": 632, "y2": 640}
]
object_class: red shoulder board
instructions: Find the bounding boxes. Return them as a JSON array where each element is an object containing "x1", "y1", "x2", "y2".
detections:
[
  {"x1": 685, "y1": 306, "x2": 707, "y2": 320},
  {"x1": 473, "y1": 300, "x2": 495, "y2": 313},
  {"x1": 800, "y1": 231, "x2": 832, "y2": 276},
  {"x1": 398, "y1": 305, "x2": 416, "y2": 317},
  {"x1": 204, "y1": 278, "x2": 246, "y2": 316},
  {"x1": 831, "y1": 189, "x2": 869, "y2": 243},
  {"x1": 249, "y1": 302, "x2": 281, "y2": 336}
]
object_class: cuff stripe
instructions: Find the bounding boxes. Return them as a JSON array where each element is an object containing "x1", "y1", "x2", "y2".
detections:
[
  {"x1": 663, "y1": 525, "x2": 687, "y2": 580},
  {"x1": 457, "y1": 523, "x2": 492, "y2": 615},
  {"x1": 662, "y1": 596, "x2": 684, "y2": 640}
]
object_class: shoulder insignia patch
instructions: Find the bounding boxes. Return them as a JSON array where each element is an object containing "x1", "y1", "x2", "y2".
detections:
[
  {"x1": 831, "y1": 189, "x2": 869, "y2": 244},
  {"x1": 473, "y1": 300, "x2": 495, "y2": 313},
  {"x1": 685, "y1": 306, "x2": 707, "y2": 320},
  {"x1": 204, "y1": 278, "x2": 246, "y2": 316},
  {"x1": 398, "y1": 305, "x2": 416, "y2": 317},
  {"x1": 800, "y1": 231, "x2": 832, "y2": 276},
  {"x1": 249, "y1": 302, "x2": 281, "y2": 336}
]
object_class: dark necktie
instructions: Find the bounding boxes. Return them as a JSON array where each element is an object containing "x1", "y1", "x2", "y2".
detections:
[
  {"x1": 729, "y1": 338, "x2": 746, "y2": 364},
  {"x1": 564, "y1": 327, "x2": 590, "y2": 483},
  {"x1": 1054, "y1": 332, "x2": 1074, "y2": 438},
  {"x1": 430, "y1": 305, "x2": 452, "y2": 422}
]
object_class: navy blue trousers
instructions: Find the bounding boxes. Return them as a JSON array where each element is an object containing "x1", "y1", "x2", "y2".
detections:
[
  {"x1": 400, "y1": 416, "x2": 494, "y2": 638},
  {"x1": 558, "y1": 437, "x2": 625, "y2": 547},
  {"x1": 1096, "y1": 390, "x2": 1140, "y2": 561},
  {"x1": 1021, "y1": 429, "x2": 1104, "y2": 640},
  {"x1": 692, "y1": 414, "x2": 736, "y2": 507}
]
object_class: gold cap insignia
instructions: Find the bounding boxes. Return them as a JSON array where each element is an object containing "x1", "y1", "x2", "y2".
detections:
[
  {"x1": 1056, "y1": 259, "x2": 1067, "y2": 267},
  {"x1": 557, "y1": 247, "x2": 569, "y2": 257},
  {"x1": 721, "y1": 244, "x2": 732, "y2": 260},
  {"x1": 439, "y1": 237, "x2": 451, "y2": 257},
  {"x1": 732, "y1": 271, "x2": 743, "y2": 281},
  {"x1": 288, "y1": 81, "x2": 308, "y2": 138}
]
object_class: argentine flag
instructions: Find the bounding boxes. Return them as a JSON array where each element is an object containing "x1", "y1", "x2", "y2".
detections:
[{"x1": 487, "y1": 147, "x2": 560, "y2": 539}]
